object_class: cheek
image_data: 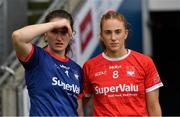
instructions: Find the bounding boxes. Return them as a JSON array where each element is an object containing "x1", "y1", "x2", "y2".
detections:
[
  {"x1": 119, "y1": 33, "x2": 127, "y2": 40},
  {"x1": 102, "y1": 39, "x2": 110, "y2": 46},
  {"x1": 101, "y1": 35, "x2": 108, "y2": 42},
  {"x1": 46, "y1": 34, "x2": 56, "y2": 40},
  {"x1": 64, "y1": 36, "x2": 71, "y2": 42}
]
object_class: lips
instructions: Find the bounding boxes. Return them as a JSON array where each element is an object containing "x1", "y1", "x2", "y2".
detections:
[
  {"x1": 110, "y1": 43, "x2": 118, "y2": 47},
  {"x1": 55, "y1": 42, "x2": 63, "y2": 47}
]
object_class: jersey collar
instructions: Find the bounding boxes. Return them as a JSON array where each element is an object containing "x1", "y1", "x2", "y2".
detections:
[{"x1": 102, "y1": 49, "x2": 131, "y2": 61}]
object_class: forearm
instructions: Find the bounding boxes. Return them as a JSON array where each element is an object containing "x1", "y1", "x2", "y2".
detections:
[
  {"x1": 147, "y1": 103, "x2": 162, "y2": 116},
  {"x1": 12, "y1": 22, "x2": 55, "y2": 59},
  {"x1": 83, "y1": 96, "x2": 93, "y2": 116},
  {"x1": 12, "y1": 22, "x2": 54, "y2": 43},
  {"x1": 146, "y1": 89, "x2": 162, "y2": 116},
  {"x1": 12, "y1": 19, "x2": 71, "y2": 60},
  {"x1": 77, "y1": 99, "x2": 84, "y2": 116}
]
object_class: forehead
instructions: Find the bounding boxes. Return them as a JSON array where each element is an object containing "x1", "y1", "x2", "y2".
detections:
[
  {"x1": 49, "y1": 17, "x2": 61, "y2": 22},
  {"x1": 102, "y1": 19, "x2": 125, "y2": 30},
  {"x1": 49, "y1": 17, "x2": 70, "y2": 23}
]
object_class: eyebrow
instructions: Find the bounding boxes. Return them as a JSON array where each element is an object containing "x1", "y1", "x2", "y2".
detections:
[
  {"x1": 103, "y1": 28, "x2": 122, "y2": 31},
  {"x1": 51, "y1": 27, "x2": 68, "y2": 34}
]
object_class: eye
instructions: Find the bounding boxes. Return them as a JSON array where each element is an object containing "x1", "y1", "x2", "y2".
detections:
[
  {"x1": 60, "y1": 30, "x2": 68, "y2": 35},
  {"x1": 104, "y1": 30, "x2": 112, "y2": 35},
  {"x1": 115, "y1": 29, "x2": 121, "y2": 34},
  {"x1": 61, "y1": 27, "x2": 68, "y2": 34},
  {"x1": 50, "y1": 29, "x2": 58, "y2": 34},
  {"x1": 50, "y1": 27, "x2": 68, "y2": 34}
]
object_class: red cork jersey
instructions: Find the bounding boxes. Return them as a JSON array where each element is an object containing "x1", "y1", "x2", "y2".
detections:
[{"x1": 83, "y1": 50, "x2": 163, "y2": 116}]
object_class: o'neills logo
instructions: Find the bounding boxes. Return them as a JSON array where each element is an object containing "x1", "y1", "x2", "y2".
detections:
[
  {"x1": 52, "y1": 77, "x2": 80, "y2": 94},
  {"x1": 95, "y1": 84, "x2": 138, "y2": 95}
]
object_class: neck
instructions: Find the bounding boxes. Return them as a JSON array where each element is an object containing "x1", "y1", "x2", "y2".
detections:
[
  {"x1": 105, "y1": 49, "x2": 128, "y2": 58},
  {"x1": 45, "y1": 47, "x2": 66, "y2": 59}
]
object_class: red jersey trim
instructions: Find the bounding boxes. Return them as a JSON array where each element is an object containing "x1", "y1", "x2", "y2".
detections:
[
  {"x1": 146, "y1": 82, "x2": 163, "y2": 93},
  {"x1": 102, "y1": 49, "x2": 131, "y2": 61},
  {"x1": 16, "y1": 45, "x2": 35, "y2": 62},
  {"x1": 44, "y1": 48, "x2": 69, "y2": 62}
]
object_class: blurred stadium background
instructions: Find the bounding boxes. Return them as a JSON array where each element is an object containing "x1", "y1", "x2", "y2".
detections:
[{"x1": 0, "y1": 0, "x2": 180, "y2": 116}]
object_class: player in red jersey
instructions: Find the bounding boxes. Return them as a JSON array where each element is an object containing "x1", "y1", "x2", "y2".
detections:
[{"x1": 82, "y1": 10, "x2": 163, "y2": 116}]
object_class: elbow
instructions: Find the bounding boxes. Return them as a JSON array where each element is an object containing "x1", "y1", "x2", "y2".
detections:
[
  {"x1": 12, "y1": 30, "x2": 21, "y2": 41},
  {"x1": 12, "y1": 30, "x2": 23, "y2": 47}
]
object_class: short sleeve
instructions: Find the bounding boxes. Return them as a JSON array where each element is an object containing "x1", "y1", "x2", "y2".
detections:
[
  {"x1": 82, "y1": 62, "x2": 93, "y2": 98},
  {"x1": 144, "y1": 57, "x2": 163, "y2": 93},
  {"x1": 18, "y1": 45, "x2": 40, "y2": 70}
]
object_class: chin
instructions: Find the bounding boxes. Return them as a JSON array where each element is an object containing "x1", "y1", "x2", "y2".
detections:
[
  {"x1": 53, "y1": 48, "x2": 64, "y2": 52},
  {"x1": 110, "y1": 48, "x2": 120, "y2": 52}
]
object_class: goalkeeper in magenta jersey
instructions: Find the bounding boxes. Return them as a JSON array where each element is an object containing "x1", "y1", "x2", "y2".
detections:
[{"x1": 82, "y1": 10, "x2": 163, "y2": 116}]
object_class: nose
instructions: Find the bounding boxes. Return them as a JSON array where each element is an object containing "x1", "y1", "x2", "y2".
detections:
[
  {"x1": 111, "y1": 32, "x2": 116, "y2": 41},
  {"x1": 56, "y1": 32, "x2": 63, "y2": 40}
]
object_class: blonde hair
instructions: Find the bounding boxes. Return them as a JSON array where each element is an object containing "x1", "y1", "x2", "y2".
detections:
[
  {"x1": 100, "y1": 11, "x2": 129, "y2": 50},
  {"x1": 100, "y1": 11, "x2": 128, "y2": 32}
]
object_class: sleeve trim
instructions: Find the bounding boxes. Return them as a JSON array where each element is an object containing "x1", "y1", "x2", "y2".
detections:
[
  {"x1": 16, "y1": 45, "x2": 35, "y2": 62},
  {"x1": 146, "y1": 82, "x2": 163, "y2": 93}
]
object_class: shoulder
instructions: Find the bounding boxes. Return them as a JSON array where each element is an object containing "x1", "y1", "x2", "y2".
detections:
[
  {"x1": 69, "y1": 59, "x2": 82, "y2": 69},
  {"x1": 31, "y1": 45, "x2": 55, "y2": 63},
  {"x1": 34, "y1": 45, "x2": 46, "y2": 54},
  {"x1": 83, "y1": 53, "x2": 103, "y2": 67},
  {"x1": 25, "y1": 44, "x2": 46, "y2": 61},
  {"x1": 128, "y1": 50, "x2": 157, "y2": 73},
  {"x1": 130, "y1": 50, "x2": 153, "y2": 63}
]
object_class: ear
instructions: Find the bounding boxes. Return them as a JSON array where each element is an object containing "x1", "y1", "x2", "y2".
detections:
[
  {"x1": 69, "y1": 31, "x2": 75, "y2": 41},
  {"x1": 124, "y1": 30, "x2": 129, "y2": 40},
  {"x1": 99, "y1": 33, "x2": 103, "y2": 42}
]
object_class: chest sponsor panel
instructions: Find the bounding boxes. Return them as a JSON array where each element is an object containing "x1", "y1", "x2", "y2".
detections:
[
  {"x1": 95, "y1": 84, "x2": 138, "y2": 95},
  {"x1": 91, "y1": 74, "x2": 145, "y2": 98},
  {"x1": 91, "y1": 63, "x2": 145, "y2": 97}
]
